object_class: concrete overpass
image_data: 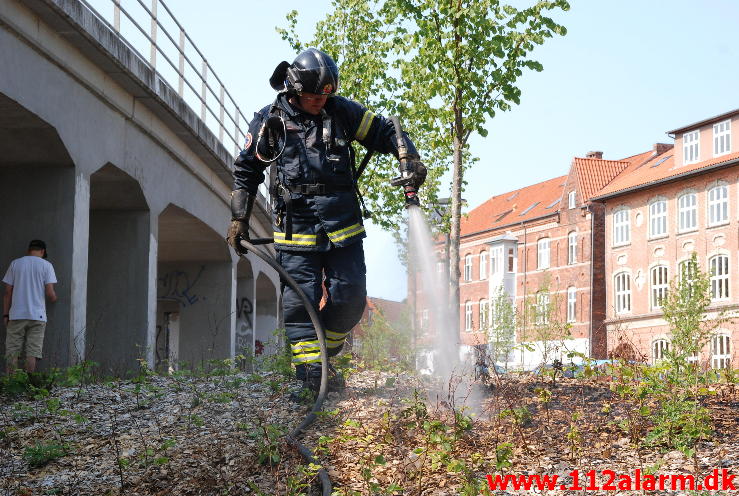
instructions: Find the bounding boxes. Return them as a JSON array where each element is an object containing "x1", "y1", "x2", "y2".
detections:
[{"x1": 0, "y1": 0, "x2": 280, "y2": 374}]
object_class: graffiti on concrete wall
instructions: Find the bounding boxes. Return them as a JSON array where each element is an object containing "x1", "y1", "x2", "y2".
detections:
[
  {"x1": 236, "y1": 297, "x2": 252, "y2": 320},
  {"x1": 158, "y1": 265, "x2": 204, "y2": 307},
  {"x1": 235, "y1": 297, "x2": 253, "y2": 355}
]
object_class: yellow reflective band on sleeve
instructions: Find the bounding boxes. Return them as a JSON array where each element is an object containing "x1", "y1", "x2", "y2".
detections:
[
  {"x1": 274, "y1": 232, "x2": 318, "y2": 247},
  {"x1": 327, "y1": 223, "x2": 365, "y2": 243},
  {"x1": 355, "y1": 110, "x2": 375, "y2": 141}
]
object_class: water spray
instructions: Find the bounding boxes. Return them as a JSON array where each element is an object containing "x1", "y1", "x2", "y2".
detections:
[{"x1": 389, "y1": 116, "x2": 422, "y2": 208}]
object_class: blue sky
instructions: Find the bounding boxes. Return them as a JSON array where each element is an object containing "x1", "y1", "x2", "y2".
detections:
[{"x1": 98, "y1": 0, "x2": 739, "y2": 301}]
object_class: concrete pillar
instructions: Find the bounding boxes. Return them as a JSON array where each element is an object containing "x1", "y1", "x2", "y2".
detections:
[
  {"x1": 158, "y1": 261, "x2": 232, "y2": 369},
  {"x1": 235, "y1": 258, "x2": 255, "y2": 359},
  {"x1": 0, "y1": 165, "x2": 76, "y2": 370},
  {"x1": 70, "y1": 171, "x2": 90, "y2": 364},
  {"x1": 254, "y1": 272, "x2": 279, "y2": 356},
  {"x1": 85, "y1": 210, "x2": 150, "y2": 375}
]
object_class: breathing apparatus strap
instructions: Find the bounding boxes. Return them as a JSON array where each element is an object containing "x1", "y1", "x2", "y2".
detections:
[{"x1": 351, "y1": 126, "x2": 379, "y2": 219}]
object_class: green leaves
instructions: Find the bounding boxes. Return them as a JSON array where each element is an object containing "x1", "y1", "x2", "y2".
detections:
[{"x1": 278, "y1": 0, "x2": 569, "y2": 230}]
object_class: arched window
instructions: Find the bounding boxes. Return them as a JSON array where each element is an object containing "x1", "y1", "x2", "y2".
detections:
[
  {"x1": 464, "y1": 301, "x2": 473, "y2": 331},
  {"x1": 678, "y1": 192, "x2": 697, "y2": 232},
  {"x1": 464, "y1": 254, "x2": 472, "y2": 281},
  {"x1": 711, "y1": 334, "x2": 731, "y2": 369},
  {"x1": 479, "y1": 299, "x2": 489, "y2": 329},
  {"x1": 709, "y1": 255, "x2": 729, "y2": 300},
  {"x1": 537, "y1": 238, "x2": 550, "y2": 269},
  {"x1": 568, "y1": 232, "x2": 577, "y2": 264},
  {"x1": 567, "y1": 287, "x2": 577, "y2": 323},
  {"x1": 479, "y1": 251, "x2": 488, "y2": 280},
  {"x1": 707, "y1": 183, "x2": 729, "y2": 226},
  {"x1": 613, "y1": 208, "x2": 630, "y2": 246},
  {"x1": 652, "y1": 339, "x2": 670, "y2": 364},
  {"x1": 650, "y1": 265, "x2": 669, "y2": 309},
  {"x1": 614, "y1": 272, "x2": 631, "y2": 314},
  {"x1": 649, "y1": 198, "x2": 667, "y2": 238}
]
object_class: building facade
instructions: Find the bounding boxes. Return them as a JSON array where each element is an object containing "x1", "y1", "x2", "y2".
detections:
[
  {"x1": 595, "y1": 110, "x2": 739, "y2": 369},
  {"x1": 412, "y1": 109, "x2": 738, "y2": 372}
]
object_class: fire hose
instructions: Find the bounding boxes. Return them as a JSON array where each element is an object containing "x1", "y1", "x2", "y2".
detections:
[{"x1": 238, "y1": 237, "x2": 332, "y2": 496}]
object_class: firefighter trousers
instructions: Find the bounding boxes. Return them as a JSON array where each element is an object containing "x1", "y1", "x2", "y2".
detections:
[{"x1": 278, "y1": 241, "x2": 367, "y2": 376}]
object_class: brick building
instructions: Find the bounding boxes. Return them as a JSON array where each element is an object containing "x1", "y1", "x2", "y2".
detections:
[
  {"x1": 414, "y1": 109, "x2": 738, "y2": 372},
  {"x1": 412, "y1": 150, "x2": 646, "y2": 369},
  {"x1": 593, "y1": 110, "x2": 739, "y2": 369}
]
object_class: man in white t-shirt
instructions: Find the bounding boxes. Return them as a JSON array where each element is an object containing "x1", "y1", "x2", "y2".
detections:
[{"x1": 2, "y1": 240, "x2": 57, "y2": 374}]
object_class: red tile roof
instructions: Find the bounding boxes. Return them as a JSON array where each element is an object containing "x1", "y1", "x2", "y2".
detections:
[
  {"x1": 572, "y1": 149, "x2": 655, "y2": 201},
  {"x1": 461, "y1": 175, "x2": 567, "y2": 237},
  {"x1": 573, "y1": 157, "x2": 630, "y2": 202},
  {"x1": 595, "y1": 149, "x2": 739, "y2": 199}
]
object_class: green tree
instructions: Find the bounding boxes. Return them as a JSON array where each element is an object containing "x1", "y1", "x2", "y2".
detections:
[
  {"x1": 279, "y1": 0, "x2": 569, "y2": 346},
  {"x1": 518, "y1": 277, "x2": 571, "y2": 367},
  {"x1": 661, "y1": 253, "x2": 726, "y2": 366},
  {"x1": 487, "y1": 286, "x2": 516, "y2": 367},
  {"x1": 356, "y1": 310, "x2": 413, "y2": 370}
]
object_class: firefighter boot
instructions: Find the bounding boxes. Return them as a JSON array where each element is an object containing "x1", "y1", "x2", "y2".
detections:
[{"x1": 290, "y1": 363, "x2": 345, "y2": 403}]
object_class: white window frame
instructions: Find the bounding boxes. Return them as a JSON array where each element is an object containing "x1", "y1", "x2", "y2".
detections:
[
  {"x1": 652, "y1": 338, "x2": 670, "y2": 364},
  {"x1": 707, "y1": 183, "x2": 729, "y2": 227},
  {"x1": 711, "y1": 333, "x2": 731, "y2": 369},
  {"x1": 683, "y1": 130, "x2": 699, "y2": 164},
  {"x1": 479, "y1": 251, "x2": 488, "y2": 280},
  {"x1": 490, "y1": 247, "x2": 500, "y2": 276},
  {"x1": 464, "y1": 254, "x2": 472, "y2": 281},
  {"x1": 464, "y1": 301, "x2": 473, "y2": 331},
  {"x1": 507, "y1": 248, "x2": 515, "y2": 273},
  {"x1": 614, "y1": 272, "x2": 631, "y2": 314},
  {"x1": 650, "y1": 265, "x2": 669, "y2": 310},
  {"x1": 479, "y1": 299, "x2": 489, "y2": 329},
  {"x1": 535, "y1": 292, "x2": 549, "y2": 325},
  {"x1": 709, "y1": 254, "x2": 730, "y2": 300},
  {"x1": 613, "y1": 208, "x2": 630, "y2": 246},
  {"x1": 568, "y1": 231, "x2": 577, "y2": 265},
  {"x1": 537, "y1": 238, "x2": 550, "y2": 269},
  {"x1": 421, "y1": 309, "x2": 429, "y2": 331},
  {"x1": 567, "y1": 287, "x2": 576, "y2": 323},
  {"x1": 713, "y1": 120, "x2": 731, "y2": 157},
  {"x1": 568, "y1": 190, "x2": 576, "y2": 209},
  {"x1": 678, "y1": 192, "x2": 698, "y2": 232},
  {"x1": 649, "y1": 198, "x2": 667, "y2": 238}
]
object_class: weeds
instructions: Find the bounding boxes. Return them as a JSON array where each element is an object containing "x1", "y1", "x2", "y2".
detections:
[{"x1": 23, "y1": 441, "x2": 69, "y2": 468}]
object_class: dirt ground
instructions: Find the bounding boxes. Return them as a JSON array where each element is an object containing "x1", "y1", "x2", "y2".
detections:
[{"x1": 1, "y1": 369, "x2": 737, "y2": 495}]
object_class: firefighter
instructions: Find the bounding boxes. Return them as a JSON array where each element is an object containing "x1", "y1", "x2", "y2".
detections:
[{"x1": 227, "y1": 48, "x2": 425, "y2": 398}]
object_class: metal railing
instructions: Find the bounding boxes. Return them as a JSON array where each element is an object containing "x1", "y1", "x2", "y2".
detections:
[
  {"x1": 78, "y1": 0, "x2": 274, "y2": 203},
  {"x1": 80, "y1": 0, "x2": 249, "y2": 159}
]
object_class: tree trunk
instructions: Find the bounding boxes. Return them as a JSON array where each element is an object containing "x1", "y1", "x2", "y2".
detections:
[{"x1": 449, "y1": 101, "x2": 464, "y2": 363}]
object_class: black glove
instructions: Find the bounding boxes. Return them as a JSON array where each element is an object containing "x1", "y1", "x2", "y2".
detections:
[
  {"x1": 227, "y1": 189, "x2": 255, "y2": 254},
  {"x1": 411, "y1": 160, "x2": 427, "y2": 189}
]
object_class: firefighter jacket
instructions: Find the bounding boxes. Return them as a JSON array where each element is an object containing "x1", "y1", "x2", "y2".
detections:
[{"x1": 233, "y1": 94, "x2": 418, "y2": 252}]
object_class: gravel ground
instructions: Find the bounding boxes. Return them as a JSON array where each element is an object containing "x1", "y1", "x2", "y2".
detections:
[{"x1": 1, "y1": 368, "x2": 737, "y2": 495}]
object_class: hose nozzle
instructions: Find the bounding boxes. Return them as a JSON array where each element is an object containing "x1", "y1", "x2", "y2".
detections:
[{"x1": 388, "y1": 115, "x2": 422, "y2": 209}]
